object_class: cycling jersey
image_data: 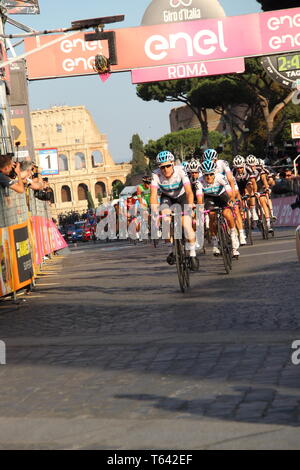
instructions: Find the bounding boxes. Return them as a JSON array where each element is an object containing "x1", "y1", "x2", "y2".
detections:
[
  {"x1": 263, "y1": 166, "x2": 276, "y2": 178},
  {"x1": 151, "y1": 165, "x2": 191, "y2": 199},
  {"x1": 137, "y1": 184, "x2": 150, "y2": 206},
  {"x1": 232, "y1": 166, "x2": 253, "y2": 183},
  {"x1": 248, "y1": 166, "x2": 266, "y2": 183},
  {"x1": 195, "y1": 174, "x2": 232, "y2": 197},
  {"x1": 216, "y1": 159, "x2": 231, "y2": 177},
  {"x1": 216, "y1": 159, "x2": 240, "y2": 191}
]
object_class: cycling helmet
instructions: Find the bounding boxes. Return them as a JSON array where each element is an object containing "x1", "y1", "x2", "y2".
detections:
[
  {"x1": 201, "y1": 159, "x2": 217, "y2": 174},
  {"x1": 181, "y1": 161, "x2": 189, "y2": 170},
  {"x1": 233, "y1": 155, "x2": 245, "y2": 168},
  {"x1": 142, "y1": 175, "x2": 151, "y2": 184},
  {"x1": 246, "y1": 154, "x2": 258, "y2": 166},
  {"x1": 156, "y1": 150, "x2": 175, "y2": 165},
  {"x1": 188, "y1": 158, "x2": 201, "y2": 173},
  {"x1": 258, "y1": 158, "x2": 265, "y2": 167},
  {"x1": 203, "y1": 148, "x2": 218, "y2": 161}
]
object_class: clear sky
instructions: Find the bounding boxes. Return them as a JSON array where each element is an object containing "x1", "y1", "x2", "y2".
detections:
[{"x1": 7, "y1": 0, "x2": 262, "y2": 163}]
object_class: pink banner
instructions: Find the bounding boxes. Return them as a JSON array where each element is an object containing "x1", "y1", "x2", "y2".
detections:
[
  {"x1": 131, "y1": 57, "x2": 245, "y2": 83},
  {"x1": 48, "y1": 219, "x2": 68, "y2": 252},
  {"x1": 32, "y1": 216, "x2": 44, "y2": 265},
  {"x1": 24, "y1": 7, "x2": 300, "y2": 79},
  {"x1": 32, "y1": 216, "x2": 67, "y2": 265},
  {"x1": 273, "y1": 196, "x2": 300, "y2": 227}
]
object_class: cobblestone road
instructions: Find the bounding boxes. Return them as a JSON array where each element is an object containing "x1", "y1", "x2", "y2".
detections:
[{"x1": 0, "y1": 229, "x2": 299, "y2": 449}]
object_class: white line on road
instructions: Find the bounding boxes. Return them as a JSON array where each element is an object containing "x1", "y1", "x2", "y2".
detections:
[{"x1": 241, "y1": 248, "x2": 295, "y2": 258}]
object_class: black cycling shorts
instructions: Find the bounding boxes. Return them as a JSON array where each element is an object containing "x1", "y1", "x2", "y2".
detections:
[
  {"x1": 160, "y1": 193, "x2": 187, "y2": 210},
  {"x1": 204, "y1": 193, "x2": 230, "y2": 210},
  {"x1": 237, "y1": 179, "x2": 249, "y2": 195}
]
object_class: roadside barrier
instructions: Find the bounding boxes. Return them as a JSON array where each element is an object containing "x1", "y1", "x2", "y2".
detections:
[
  {"x1": 272, "y1": 196, "x2": 300, "y2": 227},
  {"x1": 0, "y1": 188, "x2": 67, "y2": 298}
]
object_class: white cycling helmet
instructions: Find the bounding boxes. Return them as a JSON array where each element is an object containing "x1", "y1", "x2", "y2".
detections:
[
  {"x1": 188, "y1": 158, "x2": 201, "y2": 173},
  {"x1": 258, "y1": 158, "x2": 265, "y2": 167},
  {"x1": 246, "y1": 154, "x2": 258, "y2": 166},
  {"x1": 156, "y1": 150, "x2": 175, "y2": 165},
  {"x1": 233, "y1": 155, "x2": 245, "y2": 168}
]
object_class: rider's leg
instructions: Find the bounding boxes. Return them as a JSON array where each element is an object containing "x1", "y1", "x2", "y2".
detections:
[
  {"x1": 260, "y1": 195, "x2": 272, "y2": 230},
  {"x1": 223, "y1": 207, "x2": 240, "y2": 255},
  {"x1": 234, "y1": 188, "x2": 246, "y2": 245},
  {"x1": 247, "y1": 183, "x2": 258, "y2": 221}
]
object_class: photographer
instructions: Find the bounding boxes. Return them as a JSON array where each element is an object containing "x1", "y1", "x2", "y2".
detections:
[
  {"x1": 20, "y1": 161, "x2": 43, "y2": 191},
  {"x1": 0, "y1": 155, "x2": 24, "y2": 193}
]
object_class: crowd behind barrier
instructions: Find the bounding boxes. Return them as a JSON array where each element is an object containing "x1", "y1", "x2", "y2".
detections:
[{"x1": 0, "y1": 187, "x2": 67, "y2": 299}]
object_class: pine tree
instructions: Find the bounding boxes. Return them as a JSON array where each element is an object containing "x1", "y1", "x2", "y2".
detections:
[
  {"x1": 87, "y1": 191, "x2": 95, "y2": 209},
  {"x1": 129, "y1": 134, "x2": 148, "y2": 175}
]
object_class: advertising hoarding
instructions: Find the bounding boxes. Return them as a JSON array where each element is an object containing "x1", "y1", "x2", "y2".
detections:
[
  {"x1": 24, "y1": 7, "x2": 300, "y2": 80},
  {"x1": 131, "y1": 57, "x2": 245, "y2": 83}
]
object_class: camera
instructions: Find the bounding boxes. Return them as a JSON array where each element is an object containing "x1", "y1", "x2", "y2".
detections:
[
  {"x1": 291, "y1": 195, "x2": 300, "y2": 210},
  {"x1": 8, "y1": 163, "x2": 17, "y2": 179}
]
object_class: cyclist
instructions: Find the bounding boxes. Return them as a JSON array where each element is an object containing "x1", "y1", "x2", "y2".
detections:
[
  {"x1": 187, "y1": 158, "x2": 202, "y2": 200},
  {"x1": 136, "y1": 175, "x2": 151, "y2": 209},
  {"x1": 195, "y1": 159, "x2": 240, "y2": 257},
  {"x1": 203, "y1": 149, "x2": 246, "y2": 245},
  {"x1": 232, "y1": 155, "x2": 254, "y2": 197},
  {"x1": 257, "y1": 158, "x2": 276, "y2": 220},
  {"x1": 150, "y1": 150, "x2": 199, "y2": 271},
  {"x1": 246, "y1": 155, "x2": 272, "y2": 232},
  {"x1": 181, "y1": 160, "x2": 189, "y2": 174}
]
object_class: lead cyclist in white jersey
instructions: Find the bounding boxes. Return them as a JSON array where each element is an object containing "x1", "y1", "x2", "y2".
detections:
[{"x1": 150, "y1": 150, "x2": 199, "y2": 271}]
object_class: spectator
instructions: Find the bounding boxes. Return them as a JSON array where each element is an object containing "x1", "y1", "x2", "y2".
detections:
[
  {"x1": 20, "y1": 161, "x2": 43, "y2": 191},
  {"x1": 0, "y1": 155, "x2": 24, "y2": 193}
]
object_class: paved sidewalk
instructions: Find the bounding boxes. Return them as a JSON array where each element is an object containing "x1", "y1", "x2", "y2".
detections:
[{"x1": 0, "y1": 230, "x2": 299, "y2": 449}]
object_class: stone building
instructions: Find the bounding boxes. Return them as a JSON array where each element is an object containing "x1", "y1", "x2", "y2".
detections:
[
  {"x1": 170, "y1": 105, "x2": 248, "y2": 136},
  {"x1": 170, "y1": 106, "x2": 223, "y2": 133},
  {"x1": 31, "y1": 106, "x2": 131, "y2": 219}
]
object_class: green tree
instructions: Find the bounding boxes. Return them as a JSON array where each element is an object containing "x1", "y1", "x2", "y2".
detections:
[
  {"x1": 137, "y1": 76, "x2": 255, "y2": 151},
  {"x1": 234, "y1": 58, "x2": 296, "y2": 146},
  {"x1": 97, "y1": 193, "x2": 103, "y2": 206},
  {"x1": 137, "y1": 79, "x2": 210, "y2": 146},
  {"x1": 256, "y1": 0, "x2": 298, "y2": 11},
  {"x1": 87, "y1": 191, "x2": 95, "y2": 209},
  {"x1": 144, "y1": 128, "x2": 228, "y2": 166},
  {"x1": 129, "y1": 134, "x2": 148, "y2": 175},
  {"x1": 112, "y1": 181, "x2": 125, "y2": 199}
]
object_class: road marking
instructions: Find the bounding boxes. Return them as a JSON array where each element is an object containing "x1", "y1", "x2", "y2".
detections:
[
  {"x1": 71, "y1": 245, "x2": 135, "y2": 253},
  {"x1": 242, "y1": 248, "x2": 295, "y2": 258},
  {"x1": 242, "y1": 239, "x2": 294, "y2": 249}
]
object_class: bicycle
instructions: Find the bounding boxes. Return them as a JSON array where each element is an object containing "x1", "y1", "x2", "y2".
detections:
[
  {"x1": 169, "y1": 211, "x2": 191, "y2": 293},
  {"x1": 205, "y1": 204, "x2": 233, "y2": 274},
  {"x1": 255, "y1": 192, "x2": 269, "y2": 240}
]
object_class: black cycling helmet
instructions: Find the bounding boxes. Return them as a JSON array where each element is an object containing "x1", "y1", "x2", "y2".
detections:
[{"x1": 142, "y1": 175, "x2": 151, "y2": 184}]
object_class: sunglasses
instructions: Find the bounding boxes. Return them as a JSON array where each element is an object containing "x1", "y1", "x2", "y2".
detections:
[
  {"x1": 204, "y1": 173, "x2": 215, "y2": 177},
  {"x1": 160, "y1": 164, "x2": 172, "y2": 169}
]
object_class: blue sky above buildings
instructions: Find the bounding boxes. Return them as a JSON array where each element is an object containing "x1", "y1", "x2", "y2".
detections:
[{"x1": 8, "y1": 0, "x2": 262, "y2": 163}]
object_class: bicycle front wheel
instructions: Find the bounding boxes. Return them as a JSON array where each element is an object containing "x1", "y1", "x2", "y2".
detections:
[
  {"x1": 175, "y1": 239, "x2": 190, "y2": 292},
  {"x1": 218, "y1": 220, "x2": 232, "y2": 274},
  {"x1": 245, "y1": 208, "x2": 253, "y2": 245}
]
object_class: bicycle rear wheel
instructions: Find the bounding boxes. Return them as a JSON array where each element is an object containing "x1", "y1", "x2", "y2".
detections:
[
  {"x1": 261, "y1": 213, "x2": 269, "y2": 240},
  {"x1": 175, "y1": 239, "x2": 190, "y2": 292}
]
